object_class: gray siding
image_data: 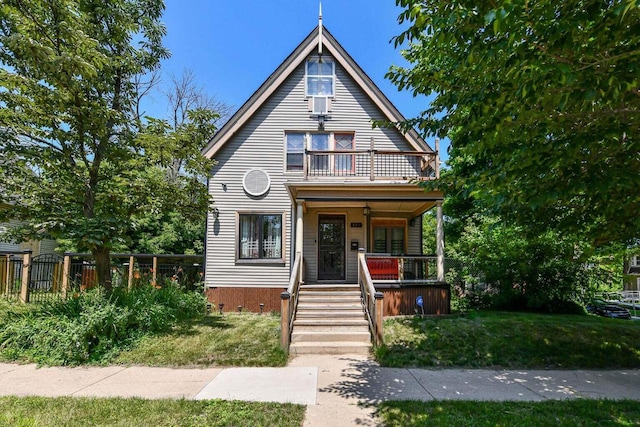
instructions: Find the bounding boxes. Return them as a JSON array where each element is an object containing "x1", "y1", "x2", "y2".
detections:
[
  {"x1": 408, "y1": 217, "x2": 422, "y2": 255},
  {"x1": 206, "y1": 54, "x2": 418, "y2": 289}
]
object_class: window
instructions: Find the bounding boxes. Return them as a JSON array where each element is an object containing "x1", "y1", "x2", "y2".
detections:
[
  {"x1": 286, "y1": 133, "x2": 304, "y2": 171},
  {"x1": 334, "y1": 133, "x2": 354, "y2": 172},
  {"x1": 306, "y1": 57, "x2": 334, "y2": 96},
  {"x1": 238, "y1": 214, "x2": 282, "y2": 260},
  {"x1": 371, "y1": 220, "x2": 406, "y2": 255},
  {"x1": 311, "y1": 133, "x2": 329, "y2": 171},
  {"x1": 285, "y1": 132, "x2": 355, "y2": 173},
  {"x1": 632, "y1": 256, "x2": 640, "y2": 267}
]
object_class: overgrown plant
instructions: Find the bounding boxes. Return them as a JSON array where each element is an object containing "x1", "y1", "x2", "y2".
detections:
[{"x1": 0, "y1": 283, "x2": 206, "y2": 365}]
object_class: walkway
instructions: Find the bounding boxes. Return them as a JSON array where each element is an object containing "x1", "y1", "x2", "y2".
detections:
[{"x1": 1, "y1": 356, "x2": 639, "y2": 426}]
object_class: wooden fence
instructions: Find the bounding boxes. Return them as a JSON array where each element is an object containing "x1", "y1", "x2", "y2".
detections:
[{"x1": 0, "y1": 251, "x2": 204, "y2": 303}]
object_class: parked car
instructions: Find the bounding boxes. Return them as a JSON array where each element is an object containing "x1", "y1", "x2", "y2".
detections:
[{"x1": 586, "y1": 300, "x2": 632, "y2": 320}]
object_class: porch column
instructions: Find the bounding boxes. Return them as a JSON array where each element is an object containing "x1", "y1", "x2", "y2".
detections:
[
  {"x1": 436, "y1": 201, "x2": 445, "y2": 281},
  {"x1": 295, "y1": 201, "x2": 304, "y2": 277}
]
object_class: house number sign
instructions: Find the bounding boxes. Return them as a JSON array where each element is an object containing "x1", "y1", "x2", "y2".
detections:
[{"x1": 350, "y1": 222, "x2": 363, "y2": 228}]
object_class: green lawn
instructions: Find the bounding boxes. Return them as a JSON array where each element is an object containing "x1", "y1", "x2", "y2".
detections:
[
  {"x1": 113, "y1": 312, "x2": 288, "y2": 367},
  {"x1": 0, "y1": 396, "x2": 305, "y2": 427},
  {"x1": 377, "y1": 400, "x2": 640, "y2": 427},
  {"x1": 376, "y1": 311, "x2": 640, "y2": 368}
]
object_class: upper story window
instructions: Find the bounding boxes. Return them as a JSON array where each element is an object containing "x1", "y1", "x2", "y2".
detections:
[
  {"x1": 306, "y1": 57, "x2": 334, "y2": 97},
  {"x1": 286, "y1": 133, "x2": 305, "y2": 171},
  {"x1": 285, "y1": 132, "x2": 354, "y2": 172},
  {"x1": 632, "y1": 255, "x2": 640, "y2": 267}
]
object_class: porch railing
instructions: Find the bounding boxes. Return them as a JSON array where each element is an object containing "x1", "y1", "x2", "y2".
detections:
[
  {"x1": 358, "y1": 249, "x2": 384, "y2": 346},
  {"x1": 281, "y1": 251, "x2": 303, "y2": 350},
  {"x1": 305, "y1": 150, "x2": 438, "y2": 180},
  {"x1": 366, "y1": 254, "x2": 439, "y2": 283}
]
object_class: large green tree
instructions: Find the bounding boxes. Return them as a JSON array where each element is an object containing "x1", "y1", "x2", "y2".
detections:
[
  {"x1": 389, "y1": 0, "x2": 640, "y2": 247},
  {"x1": 0, "y1": 0, "x2": 214, "y2": 289}
]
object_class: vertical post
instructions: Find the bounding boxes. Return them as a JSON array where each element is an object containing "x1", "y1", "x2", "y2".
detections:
[
  {"x1": 358, "y1": 248, "x2": 365, "y2": 286},
  {"x1": 369, "y1": 137, "x2": 375, "y2": 181},
  {"x1": 436, "y1": 201, "x2": 445, "y2": 282},
  {"x1": 296, "y1": 203, "x2": 304, "y2": 279},
  {"x1": 61, "y1": 254, "x2": 71, "y2": 299},
  {"x1": 128, "y1": 255, "x2": 134, "y2": 289},
  {"x1": 374, "y1": 291, "x2": 384, "y2": 346},
  {"x1": 4, "y1": 254, "x2": 10, "y2": 297},
  {"x1": 20, "y1": 250, "x2": 32, "y2": 303},
  {"x1": 280, "y1": 291, "x2": 291, "y2": 350},
  {"x1": 435, "y1": 137, "x2": 440, "y2": 179},
  {"x1": 152, "y1": 256, "x2": 158, "y2": 286}
]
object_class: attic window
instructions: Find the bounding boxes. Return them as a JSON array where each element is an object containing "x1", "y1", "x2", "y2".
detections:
[{"x1": 306, "y1": 57, "x2": 334, "y2": 96}]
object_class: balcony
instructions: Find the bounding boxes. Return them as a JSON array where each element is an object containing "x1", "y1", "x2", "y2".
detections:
[{"x1": 304, "y1": 150, "x2": 439, "y2": 181}]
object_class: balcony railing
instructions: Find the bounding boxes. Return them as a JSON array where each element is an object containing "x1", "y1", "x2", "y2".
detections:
[
  {"x1": 366, "y1": 254, "x2": 439, "y2": 282},
  {"x1": 304, "y1": 150, "x2": 438, "y2": 180}
]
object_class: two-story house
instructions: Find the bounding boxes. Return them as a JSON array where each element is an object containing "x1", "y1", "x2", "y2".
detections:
[{"x1": 201, "y1": 23, "x2": 447, "y2": 352}]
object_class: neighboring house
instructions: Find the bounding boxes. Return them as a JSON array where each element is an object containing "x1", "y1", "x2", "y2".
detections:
[
  {"x1": 201, "y1": 24, "x2": 446, "y2": 316},
  {"x1": 623, "y1": 254, "x2": 640, "y2": 290},
  {"x1": 0, "y1": 203, "x2": 57, "y2": 256}
]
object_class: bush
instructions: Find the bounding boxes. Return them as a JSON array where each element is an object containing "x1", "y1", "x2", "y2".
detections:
[{"x1": 0, "y1": 283, "x2": 206, "y2": 365}]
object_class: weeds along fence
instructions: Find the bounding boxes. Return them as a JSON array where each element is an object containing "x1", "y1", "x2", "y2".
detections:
[{"x1": 0, "y1": 251, "x2": 204, "y2": 304}]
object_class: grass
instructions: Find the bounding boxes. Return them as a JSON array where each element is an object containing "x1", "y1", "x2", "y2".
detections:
[
  {"x1": 0, "y1": 396, "x2": 305, "y2": 427},
  {"x1": 377, "y1": 399, "x2": 640, "y2": 426},
  {"x1": 113, "y1": 312, "x2": 288, "y2": 367},
  {"x1": 375, "y1": 311, "x2": 640, "y2": 368}
]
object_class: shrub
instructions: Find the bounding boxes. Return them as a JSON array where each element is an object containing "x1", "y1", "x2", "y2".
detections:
[{"x1": 0, "y1": 283, "x2": 206, "y2": 365}]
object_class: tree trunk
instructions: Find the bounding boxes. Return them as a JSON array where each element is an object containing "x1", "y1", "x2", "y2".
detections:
[{"x1": 92, "y1": 245, "x2": 112, "y2": 292}]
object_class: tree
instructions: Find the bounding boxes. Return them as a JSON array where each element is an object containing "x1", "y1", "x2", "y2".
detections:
[
  {"x1": 0, "y1": 0, "x2": 213, "y2": 290},
  {"x1": 389, "y1": 0, "x2": 640, "y2": 247},
  {"x1": 127, "y1": 69, "x2": 227, "y2": 255}
]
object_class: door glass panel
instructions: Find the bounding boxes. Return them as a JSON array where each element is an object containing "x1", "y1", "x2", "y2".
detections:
[
  {"x1": 318, "y1": 215, "x2": 345, "y2": 280},
  {"x1": 391, "y1": 227, "x2": 404, "y2": 255},
  {"x1": 373, "y1": 228, "x2": 387, "y2": 253}
]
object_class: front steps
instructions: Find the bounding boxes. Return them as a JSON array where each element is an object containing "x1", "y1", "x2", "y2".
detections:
[{"x1": 290, "y1": 284, "x2": 372, "y2": 355}]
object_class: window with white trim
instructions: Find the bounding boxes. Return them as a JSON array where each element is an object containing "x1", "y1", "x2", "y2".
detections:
[
  {"x1": 632, "y1": 255, "x2": 640, "y2": 267},
  {"x1": 285, "y1": 132, "x2": 355, "y2": 173},
  {"x1": 306, "y1": 57, "x2": 334, "y2": 96},
  {"x1": 286, "y1": 133, "x2": 305, "y2": 171},
  {"x1": 238, "y1": 214, "x2": 282, "y2": 260}
]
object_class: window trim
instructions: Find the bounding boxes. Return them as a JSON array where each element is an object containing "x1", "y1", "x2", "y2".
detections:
[
  {"x1": 285, "y1": 132, "x2": 305, "y2": 172},
  {"x1": 235, "y1": 211, "x2": 286, "y2": 265},
  {"x1": 284, "y1": 131, "x2": 356, "y2": 173},
  {"x1": 305, "y1": 56, "x2": 335, "y2": 97},
  {"x1": 631, "y1": 255, "x2": 640, "y2": 267},
  {"x1": 370, "y1": 218, "x2": 408, "y2": 255}
]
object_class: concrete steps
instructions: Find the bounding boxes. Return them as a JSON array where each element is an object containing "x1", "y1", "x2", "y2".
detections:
[{"x1": 290, "y1": 283, "x2": 372, "y2": 355}]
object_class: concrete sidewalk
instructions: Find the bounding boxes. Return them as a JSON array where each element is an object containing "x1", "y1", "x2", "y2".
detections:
[{"x1": 1, "y1": 358, "x2": 639, "y2": 426}]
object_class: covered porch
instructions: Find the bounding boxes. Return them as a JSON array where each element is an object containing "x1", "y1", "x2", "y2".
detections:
[{"x1": 285, "y1": 181, "x2": 447, "y2": 316}]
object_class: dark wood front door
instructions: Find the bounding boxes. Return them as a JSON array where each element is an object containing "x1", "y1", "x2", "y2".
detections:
[{"x1": 318, "y1": 215, "x2": 345, "y2": 281}]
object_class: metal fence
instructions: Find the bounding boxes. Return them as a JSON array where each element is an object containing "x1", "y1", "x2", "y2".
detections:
[{"x1": 1, "y1": 251, "x2": 204, "y2": 304}]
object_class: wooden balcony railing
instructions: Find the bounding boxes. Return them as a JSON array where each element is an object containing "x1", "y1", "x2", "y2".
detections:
[{"x1": 304, "y1": 150, "x2": 438, "y2": 180}]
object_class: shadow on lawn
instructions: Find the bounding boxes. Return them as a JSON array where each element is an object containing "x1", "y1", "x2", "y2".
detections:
[
  {"x1": 168, "y1": 314, "x2": 233, "y2": 336},
  {"x1": 376, "y1": 314, "x2": 640, "y2": 369}
]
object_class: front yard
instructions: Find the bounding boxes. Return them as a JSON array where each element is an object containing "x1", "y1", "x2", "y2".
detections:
[{"x1": 375, "y1": 311, "x2": 640, "y2": 369}]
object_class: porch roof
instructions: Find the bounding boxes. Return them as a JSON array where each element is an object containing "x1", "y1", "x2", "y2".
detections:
[{"x1": 285, "y1": 181, "x2": 443, "y2": 218}]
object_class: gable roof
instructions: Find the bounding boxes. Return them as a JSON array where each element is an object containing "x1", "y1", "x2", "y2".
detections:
[{"x1": 201, "y1": 25, "x2": 432, "y2": 159}]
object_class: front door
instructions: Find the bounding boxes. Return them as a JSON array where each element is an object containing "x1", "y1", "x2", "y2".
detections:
[{"x1": 318, "y1": 215, "x2": 345, "y2": 281}]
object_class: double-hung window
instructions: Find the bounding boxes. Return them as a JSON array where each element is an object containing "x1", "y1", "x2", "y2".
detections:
[
  {"x1": 306, "y1": 57, "x2": 334, "y2": 97},
  {"x1": 286, "y1": 133, "x2": 305, "y2": 171},
  {"x1": 632, "y1": 255, "x2": 640, "y2": 268},
  {"x1": 238, "y1": 214, "x2": 283, "y2": 260}
]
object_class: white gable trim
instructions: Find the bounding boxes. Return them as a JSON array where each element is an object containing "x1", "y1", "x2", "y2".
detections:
[{"x1": 202, "y1": 26, "x2": 430, "y2": 159}]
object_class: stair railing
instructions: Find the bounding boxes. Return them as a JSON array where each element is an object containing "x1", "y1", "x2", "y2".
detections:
[
  {"x1": 357, "y1": 249, "x2": 384, "y2": 346},
  {"x1": 281, "y1": 251, "x2": 303, "y2": 350}
]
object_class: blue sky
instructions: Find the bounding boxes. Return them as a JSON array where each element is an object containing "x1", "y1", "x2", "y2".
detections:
[{"x1": 152, "y1": 0, "x2": 445, "y2": 154}]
